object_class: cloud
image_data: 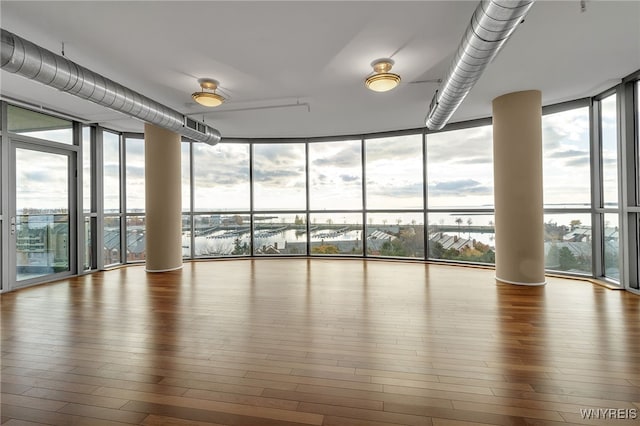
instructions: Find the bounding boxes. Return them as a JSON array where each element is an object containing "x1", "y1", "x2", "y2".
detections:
[
  {"x1": 253, "y1": 168, "x2": 305, "y2": 185},
  {"x1": 547, "y1": 149, "x2": 589, "y2": 159},
  {"x1": 426, "y1": 126, "x2": 493, "y2": 164},
  {"x1": 564, "y1": 157, "x2": 590, "y2": 167},
  {"x1": 254, "y1": 144, "x2": 305, "y2": 169},
  {"x1": 314, "y1": 173, "x2": 328, "y2": 183},
  {"x1": 366, "y1": 135, "x2": 423, "y2": 162},
  {"x1": 193, "y1": 161, "x2": 249, "y2": 185},
  {"x1": 542, "y1": 125, "x2": 564, "y2": 151},
  {"x1": 367, "y1": 181, "x2": 423, "y2": 198},
  {"x1": 340, "y1": 174, "x2": 360, "y2": 183},
  {"x1": 191, "y1": 144, "x2": 251, "y2": 187},
  {"x1": 251, "y1": 144, "x2": 307, "y2": 187},
  {"x1": 126, "y1": 165, "x2": 145, "y2": 179},
  {"x1": 429, "y1": 179, "x2": 492, "y2": 196},
  {"x1": 544, "y1": 147, "x2": 591, "y2": 169},
  {"x1": 19, "y1": 169, "x2": 52, "y2": 183},
  {"x1": 125, "y1": 139, "x2": 145, "y2": 155},
  {"x1": 311, "y1": 143, "x2": 361, "y2": 168},
  {"x1": 211, "y1": 174, "x2": 250, "y2": 186},
  {"x1": 104, "y1": 164, "x2": 120, "y2": 176},
  {"x1": 542, "y1": 108, "x2": 589, "y2": 151},
  {"x1": 454, "y1": 156, "x2": 493, "y2": 165}
]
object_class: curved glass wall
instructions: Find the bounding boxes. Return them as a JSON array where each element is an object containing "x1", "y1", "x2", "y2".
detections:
[
  {"x1": 2, "y1": 71, "x2": 639, "y2": 292},
  {"x1": 174, "y1": 104, "x2": 592, "y2": 269}
]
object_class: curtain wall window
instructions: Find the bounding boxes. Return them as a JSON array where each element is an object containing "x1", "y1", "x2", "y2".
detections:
[
  {"x1": 102, "y1": 130, "x2": 121, "y2": 266},
  {"x1": 425, "y1": 125, "x2": 495, "y2": 264},
  {"x1": 542, "y1": 105, "x2": 592, "y2": 274}
]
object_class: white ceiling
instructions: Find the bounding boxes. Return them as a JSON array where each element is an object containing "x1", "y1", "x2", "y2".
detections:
[{"x1": 1, "y1": 1, "x2": 639, "y2": 139}]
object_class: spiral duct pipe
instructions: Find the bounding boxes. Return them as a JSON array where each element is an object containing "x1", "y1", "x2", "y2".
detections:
[
  {"x1": 426, "y1": 0, "x2": 535, "y2": 131},
  {"x1": 1, "y1": 28, "x2": 221, "y2": 145}
]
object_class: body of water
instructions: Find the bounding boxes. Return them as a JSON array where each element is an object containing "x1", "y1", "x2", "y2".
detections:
[{"x1": 183, "y1": 226, "x2": 494, "y2": 256}]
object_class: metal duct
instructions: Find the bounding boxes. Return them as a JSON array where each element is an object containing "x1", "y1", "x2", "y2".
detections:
[
  {"x1": 426, "y1": 0, "x2": 535, "y2": 131},
  {"x1": 1, "y1": 28, "x2": 221, "y2": 145}
]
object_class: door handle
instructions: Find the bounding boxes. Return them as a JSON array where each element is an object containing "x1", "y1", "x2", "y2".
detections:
[{"x1": 10, "y1": 216, "x2": 16, "y2": 235}]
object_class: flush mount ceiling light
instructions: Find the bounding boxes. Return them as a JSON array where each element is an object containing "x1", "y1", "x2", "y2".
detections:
[
  {"x1": 192, "y1": 78, "x2": 225, "y2": 107},
  {"x1": 365, "y1": 59, "x2": 401, "y2": 92}
]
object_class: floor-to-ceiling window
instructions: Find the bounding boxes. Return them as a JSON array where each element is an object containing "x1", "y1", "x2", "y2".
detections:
[
  {"x1": 365, "y1": 133, "x2": 424, "y2": 258},
  {"x1": 102, "y1": 130, "x2": 122, "y2": 266},
  {"x1": 542, "y1": 102, "x2": 593, "y2": 274},
  {"x1": 124, "y1": 136, "x2": 145, "y2": 262},
  {"x1": 2, "y1": 70, "x2": 639, "y2": 294},
  {"x1": 81, "y1": 126, "x2": 96, "y2": 271},
  {"x1": 191, "y1": 141, "x2": 251, "y2": 257},
  {"x1": 308, "y1": 139, "x2": 363, "y2": 255},
  {"x1": 181, "y1": 142, "x2": 192, "y2": 258},
  {"x1": 597, "y1": 93, "x2": 621, "y2": 282},
  {"x1": 426, "y1": 123, "x2": 495, "y2": 264},
  {"x1": 253, "y1": 142, "x2": 307, "y2": 255}
]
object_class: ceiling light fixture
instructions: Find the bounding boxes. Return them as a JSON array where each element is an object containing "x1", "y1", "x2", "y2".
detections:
[
  {"x1": 365, "y1": 59, "x2": 401, "y2": 92},
  {"x1": 192, "y1": 78, "x2": 225, "y2": 107}
]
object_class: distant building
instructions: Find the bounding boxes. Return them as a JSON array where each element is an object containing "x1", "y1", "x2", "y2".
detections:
[
  {"x1": 563, "y1": 225, "x2": 591, "y2": 242},
  {"x1": 428, "y1": 232, "x2": 474, "y2": 252}
]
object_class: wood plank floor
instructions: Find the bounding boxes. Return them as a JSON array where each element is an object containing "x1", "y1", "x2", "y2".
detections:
[{"x1": 1, "y1": 259, "x2": 639, "y2": 425}]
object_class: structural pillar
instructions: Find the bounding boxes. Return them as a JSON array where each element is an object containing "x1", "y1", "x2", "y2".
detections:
[
  {"x1": 492, "y1": 90, "x2": 545, "y2": 285},
  {"x1": 144, "y1": 123, "x2": 183, "y2": 272}
]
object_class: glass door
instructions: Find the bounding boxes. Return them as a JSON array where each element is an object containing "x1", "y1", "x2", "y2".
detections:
[{"x1": 10, "y1": 143, "x2": 75, "y2": 288}]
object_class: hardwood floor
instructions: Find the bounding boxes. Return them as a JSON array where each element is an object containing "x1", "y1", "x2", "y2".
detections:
[{"x1": 1, "y1": 259, "x2": 639, "y2": 425}]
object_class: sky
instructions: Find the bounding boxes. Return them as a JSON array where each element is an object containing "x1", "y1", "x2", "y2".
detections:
[
  {"x1": 309, "y1": 140, "x2": 362, "y2": 210},
  {"x1": 427, "y1": 124, "x2": 493, "y2": 209},
  {"x1": 15, "y1": 148, "x2": 68, "y2": 213},
  {"x1": 541, "y1": 106, "x2": 592, "y2": 208}
]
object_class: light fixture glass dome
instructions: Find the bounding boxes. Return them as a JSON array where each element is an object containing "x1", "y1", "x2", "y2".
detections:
[
  {"x1": 192, "y1": 92, "x2": 224, "y2": 107},
  {"x1": 192, "y1": 78, "x2": 225, "y2": 107},
  {"x1": 365, "y1": 59, "x2": 401, "y2": 92}
]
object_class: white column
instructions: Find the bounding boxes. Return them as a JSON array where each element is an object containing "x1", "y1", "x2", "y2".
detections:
[
  {"x1": 144, "y1": 123, "x2": 182, "y2": 272},
  {"x1": 492, "y1": 90, "x2": 545, "y2": 286}
]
